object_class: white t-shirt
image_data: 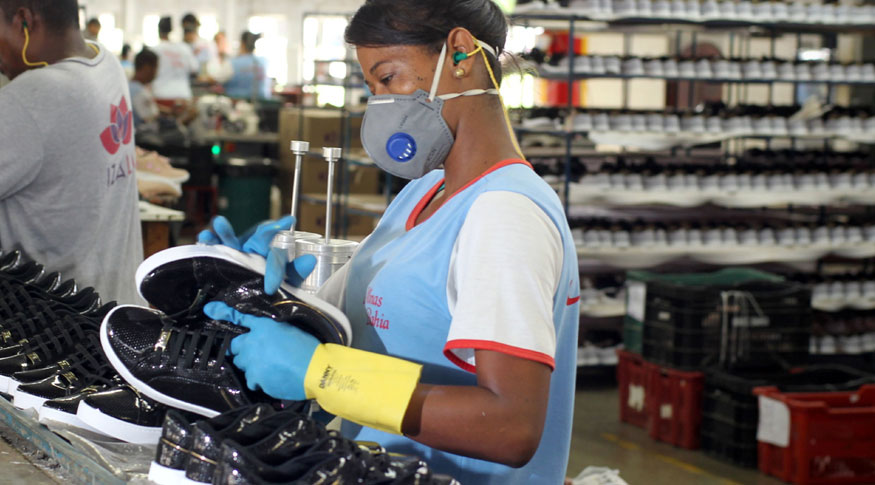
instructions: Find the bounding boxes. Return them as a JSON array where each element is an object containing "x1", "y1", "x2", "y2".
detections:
[
  {"x1": 151, "y1": 41, "x2": 199, "y2": 100},
  {"x1": 0, "y1": 42, "x2": 144, "y2": 305},
  {"x1": 318, "y1": 191, "x2": 563, "y2": 363}
]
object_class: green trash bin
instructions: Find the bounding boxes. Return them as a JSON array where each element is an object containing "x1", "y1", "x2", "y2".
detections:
[{"x1": 216, "y1": 157, "x2": 277, "y2": 234}]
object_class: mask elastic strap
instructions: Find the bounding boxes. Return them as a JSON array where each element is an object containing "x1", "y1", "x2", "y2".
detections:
[
  {"x1": 22, "y1": 26, "x2": 49, "y2": 68},
  {"x1": 428, "y1": 43, "x2": 448, "y2": 102},
  {"x1": 438, "y1": 88, "x2": 499, "y2": 101}
]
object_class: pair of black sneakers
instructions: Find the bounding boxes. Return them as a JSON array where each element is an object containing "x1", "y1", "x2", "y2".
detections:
[
  {"x1": 150, "y1": 403, "x2": 459, "y2": 485},
  {"x1": 99, "y1": 244, "x2": 352, "y2": 422}
]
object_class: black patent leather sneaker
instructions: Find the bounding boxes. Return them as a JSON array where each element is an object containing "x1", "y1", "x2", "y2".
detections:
[
  {"x1": 148, "y1": 405, "x2": 273, "y2": 485},
  {"x1": 0, "y1": 260, "x2": 44, "y2": 284},
  {"x1": 12, "y1": 338, "x2": 117, "y2": 411},
  {"x1": 184, "y1": 407, "x2": 305, "y2": 484},
  {"x1": 8, "y1": 332, "x2": 109, "y2": 394},
  {"x1": 0, "y1": 279, "x2": 101, "y2": 319},
  {"x1": 214, "y1": 417, "x2": 326, "y2": 482},
  {"x1": 0, "y1": 250, "x2": 22, "y2": 271},
  {"x1": 135, "y1": 245, "x2": 351, "y2": 345},
  {"x1": 101, "y1": 305, "x2": 271, "y2": 417},
  {"x1": 214, "y1": 431, "x2": 364, "y2": 485},
  {"x1": 74, "y1": 384, "x2": 168, "y2": 445},
  {"x1": 0, "y1": 313, "x2": 103, "y2": 392},
  {"x1": 38, "y1": 386, "x2": 113, "y2": 435}
]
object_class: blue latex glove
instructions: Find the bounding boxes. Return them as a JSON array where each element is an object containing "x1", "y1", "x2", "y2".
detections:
[
  {"x1": 197, "y1": 215, "x2": 317, "y2": 294},
  {"x1": 204, "y1": 301, "x2": 319, "y2": 401}
]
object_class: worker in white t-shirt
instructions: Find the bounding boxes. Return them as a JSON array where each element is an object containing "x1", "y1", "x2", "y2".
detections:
[
  {"x1": 181, "y1": 13, "x2": 215, "y2": 74},
  {"x1": 0, "y1": 0, "x2": 143, "y2": 304},
  {"x1": 150, "y1": 16, "x2": 198, "y2": 102}
]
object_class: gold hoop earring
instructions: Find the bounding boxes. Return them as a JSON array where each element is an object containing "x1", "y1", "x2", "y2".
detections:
[{"x1": 454, "y1": 67, "x2": 466, "y2": 78}]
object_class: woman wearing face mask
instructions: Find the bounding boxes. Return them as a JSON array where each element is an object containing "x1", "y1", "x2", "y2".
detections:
[{"x1": 202, "y1": 1, "x2": 580, "y2": 483}]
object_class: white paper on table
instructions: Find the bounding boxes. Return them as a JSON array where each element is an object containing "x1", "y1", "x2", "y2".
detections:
[{"x1": 757, "y1": 395, "x2": 791, "y2": 447}]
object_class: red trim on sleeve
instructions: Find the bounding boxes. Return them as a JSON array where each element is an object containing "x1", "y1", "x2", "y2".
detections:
[
  {"x1": 406, "y1": 159, "x2": 534, "y2": 231},
  {"x1": 443, "y1": 339, "x2": 556, "y2": 374}
]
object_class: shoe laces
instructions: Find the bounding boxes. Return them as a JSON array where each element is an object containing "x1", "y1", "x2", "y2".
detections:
[
  {"x1": 19, "y1": 314, "x2": 99, "y2": 366},
  {"x1": 155, "y1": 321, "x2": 241, "y2": 371},
  {"x1": 0, "y1": 308, "x2": 59, "y2": 344},
  {"x1": 58, "y1": 340, "x2": 118, "y2": 389}
]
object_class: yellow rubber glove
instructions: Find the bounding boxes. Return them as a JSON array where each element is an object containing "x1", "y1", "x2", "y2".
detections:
[{"x1": 303, "y1": 344, "x2": 422, "y2": 435}]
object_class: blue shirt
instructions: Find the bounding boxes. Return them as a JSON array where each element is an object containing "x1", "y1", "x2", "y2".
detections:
[
  {"x1": 340, "y1": 161, "x2": 580, "y2": 484},
  {"x1": 224, "y1": 54, "x2": 270, "y2": 100}
]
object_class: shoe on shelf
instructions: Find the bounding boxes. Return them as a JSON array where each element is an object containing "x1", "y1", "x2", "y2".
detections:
[
  {"x1": 678, "y1": 60, "x2": 697, "y2": 78},
  {"x1": 695, "y1": 59, "x2": 713, "y2": 78},
  {"x1": 795, "y1": 63, "x2": 813, "y2": 81},
  {"x1": 652, "y1": 0, "x2": 672, "y2": 17},
  {"x1": 623, "y1": 57, "x2": 645, "y2": 76},
  {"x1": 644, "y1": 58, "x2": 665, "y2": 77},
  {"x1": 662, "y1": 58, "x2": 680, "y2": 78},
  {"x1": 760, "y1": 60, "x2": 778, "y2": 79},
  {"x1": 717, "y1": 0, "x2": 737, "y2": 19},
  {"x1": 604, "y1": 56, "x2": 622, "y2": 75},
  {"x1": 735, "y1": 0, "x2": 754, "y2": 20},
  {"x1": 701, "y1": 0, "x2": 720, "y2": 18},
  {"x1": 743, "y1": 60, "x2": 764, "y2": 80},
  {"x1": 777, "y1": 62, "x2": 796, "y2": 81}
]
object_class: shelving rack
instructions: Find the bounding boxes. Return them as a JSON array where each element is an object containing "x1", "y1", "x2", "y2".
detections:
[{"x1": 511, "y1": 4, "x2": 875, "y2": 366}]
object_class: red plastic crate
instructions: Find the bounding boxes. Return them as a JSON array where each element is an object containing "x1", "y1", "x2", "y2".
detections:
[
  {"x1": 617, "y1": 350, "x2": 649, "y2": 428},
  {"x1": 753, "y1": 384, "x2": 875, "y2": 485},
  {"x1": 646, "y1": 364, "x2": 704, "y2": 449}
]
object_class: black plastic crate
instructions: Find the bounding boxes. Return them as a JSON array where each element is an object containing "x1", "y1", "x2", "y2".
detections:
[
  {"x1": 639, "y1": 280, "x2": 812, "y2": 370},
  {"x1": 700, "y1": 365, "x2": 875, "y2": 468},
  {"x1": 701, "y1": 428, "x2": 758, "y2": 468}
]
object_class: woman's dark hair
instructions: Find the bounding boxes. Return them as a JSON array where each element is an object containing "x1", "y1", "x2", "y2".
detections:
[
  {"x1": 344, "y1": 0, "x2": 508, "y2": 79},
  {"x1": 121, "y1": 43, "x2": 131, "y2": 59}
]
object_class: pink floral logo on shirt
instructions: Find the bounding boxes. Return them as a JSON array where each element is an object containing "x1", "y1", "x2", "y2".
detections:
[{"x1": 99, "y1": 97, "x2": 133, "y2": 155}]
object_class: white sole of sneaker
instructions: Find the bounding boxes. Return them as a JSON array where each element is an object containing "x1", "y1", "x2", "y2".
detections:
[
  {"x1": 148, "y1": 461, "x2": 187, "y2": 485},
  {"x1": 0, "y1": 374, "x2": 14, "y2": 395},
  {"x1": 76, "y1": 400, "x2": 163, "y2": 445},
  {"x1": 135, "y1": 244, "x2": 352, "y2": 345},
  {"x1": 6, "y1": 379, "x2": 21, "y2": 395},
  {"x1": 12, "y1": 390, "x2": 47, "y2": 411},
  {"x1": 38, "y1": 405, "x2": 107, "y2": 436},
  {"x1": 99, "y1": 305, "x2": 221, "y2": 418}
]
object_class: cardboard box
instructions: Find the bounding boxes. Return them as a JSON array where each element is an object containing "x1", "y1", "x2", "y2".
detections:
[
  {"x1": 278, "y1": 107, "x2": 363, "y2": 168},
  {"x1": 277, "y1": 108, "x2": 375, "y2": 215},
  {"x1": 277, "y1": 163, "x2": 379, "y2": 216},
  {"x1": 298, "y1": 200, "x2": 376, "y2": 238}
]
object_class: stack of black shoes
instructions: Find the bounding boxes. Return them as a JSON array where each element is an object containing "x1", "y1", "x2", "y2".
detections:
[{"x1": 150, "y1": 403, "x2": 459, "y2": 485}]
